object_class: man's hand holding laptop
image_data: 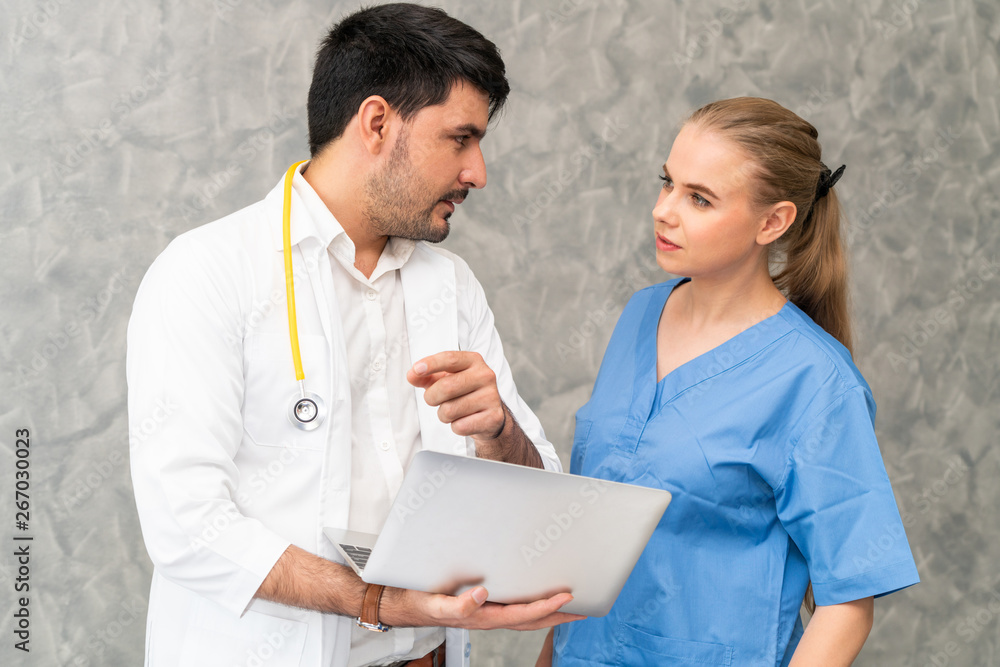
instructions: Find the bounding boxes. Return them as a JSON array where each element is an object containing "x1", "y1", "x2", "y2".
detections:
[{"x1": 380, "y1": 585, "x2": 583, "y2": 630}]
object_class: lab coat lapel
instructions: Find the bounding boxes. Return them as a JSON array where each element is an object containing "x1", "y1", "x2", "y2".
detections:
[{"x1": 400, "y1": 246, "x2": 467, "y2": 457}]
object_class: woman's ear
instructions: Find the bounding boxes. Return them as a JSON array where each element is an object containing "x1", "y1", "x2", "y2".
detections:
[{"x1": 757, "y1": 201, "x2": 797, "y2": 245}]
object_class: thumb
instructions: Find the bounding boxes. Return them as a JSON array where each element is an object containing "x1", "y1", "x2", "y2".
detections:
[
  {"x1": 447, "y1": 586, "x2": 489, "y2": 619},
  {"x1": 462, "y1": 586, "x2": 488, "y2": 610}
]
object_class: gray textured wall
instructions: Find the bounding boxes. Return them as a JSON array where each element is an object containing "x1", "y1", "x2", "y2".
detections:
[{"x1": 1, "y1": 0, "x2": 997, "y2": 665}]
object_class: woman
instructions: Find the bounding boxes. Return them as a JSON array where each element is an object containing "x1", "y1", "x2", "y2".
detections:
[{"x1": 539, "y1": 98, "x2": 919, "y2": 666}]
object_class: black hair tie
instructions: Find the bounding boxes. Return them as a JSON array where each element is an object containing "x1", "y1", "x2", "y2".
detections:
[{"x1": 814, "y1": 163, "x2": 846, "y2": 203}]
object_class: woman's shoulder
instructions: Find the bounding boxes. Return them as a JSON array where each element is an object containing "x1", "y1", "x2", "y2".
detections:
[{"x1": 773, "y1": 301, "x2": 872, "y2": 398}]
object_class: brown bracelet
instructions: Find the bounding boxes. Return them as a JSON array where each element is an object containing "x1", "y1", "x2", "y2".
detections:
[{"x1": 357, "y1": 584, "x2": 390, "y2": 632}]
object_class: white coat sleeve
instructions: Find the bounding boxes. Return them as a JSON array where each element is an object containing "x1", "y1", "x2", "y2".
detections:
[
  {"x1": 127, "y1": 235, "x2": 290, "y2": 617},
  {"x1": 456, "y1": 259, "x2": 563, "y2": 473}
]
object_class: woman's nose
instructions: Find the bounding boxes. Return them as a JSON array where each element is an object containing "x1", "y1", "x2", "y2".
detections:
[{"x1": 652, "y1": 189, "x2": 675, "y2": 224}]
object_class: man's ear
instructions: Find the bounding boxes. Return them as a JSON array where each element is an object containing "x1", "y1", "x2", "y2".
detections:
[
  {"x1": 757, "y1": 201, "x2": 798, "y2": 246},
  {"x1": 356, "y1": 95, "x2": 392, "y2": 156}
]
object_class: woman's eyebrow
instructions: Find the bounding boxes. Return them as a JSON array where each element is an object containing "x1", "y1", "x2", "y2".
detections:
[{"x1": 663, "y1": 166, "x2": 719, "y2": 200}]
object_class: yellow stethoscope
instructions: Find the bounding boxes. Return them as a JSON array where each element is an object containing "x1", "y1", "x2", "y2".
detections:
[{"x1": 282, "y1": 160, "x2": 327, "y2": 431}]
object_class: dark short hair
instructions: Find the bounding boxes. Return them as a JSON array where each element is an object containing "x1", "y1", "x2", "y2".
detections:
[{"x1": 307, "y1": 3, "x2": 510, "y2": 156}]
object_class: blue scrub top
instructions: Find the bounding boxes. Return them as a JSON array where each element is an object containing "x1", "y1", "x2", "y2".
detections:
[{"x1": 553, "y1": 278, "x2": 919, "y2": 666}]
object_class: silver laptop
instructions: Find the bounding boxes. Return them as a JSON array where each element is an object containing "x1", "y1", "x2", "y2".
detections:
[{"x1": 324, "y1": 450, "x2": 671, "y2": 617}]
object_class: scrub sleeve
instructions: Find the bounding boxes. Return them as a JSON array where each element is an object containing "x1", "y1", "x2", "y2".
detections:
[{"x1": 775, "y1": 385, "x2": 918, "y2": 605}]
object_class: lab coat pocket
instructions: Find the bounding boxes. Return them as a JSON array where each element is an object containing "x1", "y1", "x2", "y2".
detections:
[
  {"x1": 176, "y1": 606, "x2": 308, "y2": 666},
  {"x1": 615, "y1": 623, "x2": 733, "y2": 665},
  {"x1": 243, "y1": 332, "x2": 332, "y2": 451}
]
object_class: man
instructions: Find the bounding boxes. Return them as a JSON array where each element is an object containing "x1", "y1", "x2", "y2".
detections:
[{"x1": 127, "y1": 4, "x2": 579, "y2": 666}]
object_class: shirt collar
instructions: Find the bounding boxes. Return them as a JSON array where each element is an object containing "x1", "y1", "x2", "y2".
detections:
[{"x1": 267, "y1": 161, "x2": 418, "y2": 271}]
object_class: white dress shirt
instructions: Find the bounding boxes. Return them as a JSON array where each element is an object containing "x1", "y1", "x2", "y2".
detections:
[{"x1": 293, "y1": 176, "x2": 444, "y2": 664}]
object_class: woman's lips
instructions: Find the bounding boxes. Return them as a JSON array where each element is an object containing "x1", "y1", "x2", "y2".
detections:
[{"x1": 656, "y1": 234, "x2": 681, "y2": 251}]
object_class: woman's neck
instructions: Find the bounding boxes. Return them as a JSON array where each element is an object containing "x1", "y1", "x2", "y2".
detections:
[{"x1": 673, "y1": 266, "x2": 787, "y2": 334}]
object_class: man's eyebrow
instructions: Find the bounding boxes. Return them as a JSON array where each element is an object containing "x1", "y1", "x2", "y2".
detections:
[
  {"x1": 663, "y1": 165, "x2": 719, "y2": 200},
  {"x1": 452, "y1": 123, "x2": 486, "y2": 139}
]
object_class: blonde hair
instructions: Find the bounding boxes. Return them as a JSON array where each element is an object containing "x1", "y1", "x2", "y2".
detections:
[{"x1": 688, "y1": 97, "x2": 853, "y2": 355}]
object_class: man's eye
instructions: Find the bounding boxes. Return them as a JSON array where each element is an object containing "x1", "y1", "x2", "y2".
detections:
[{"x1": 455, "y1": 135, "x2": 468, "y2": 145}]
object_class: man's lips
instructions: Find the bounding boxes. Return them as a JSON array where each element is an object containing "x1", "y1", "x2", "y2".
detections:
[{"x1": 439, "y1": 193, "x2": 467, "y2": 214}]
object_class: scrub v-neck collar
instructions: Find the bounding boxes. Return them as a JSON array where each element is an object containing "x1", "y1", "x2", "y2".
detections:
[{"x1": 638, "y1": 278, "x2": 793, "y2": 417}]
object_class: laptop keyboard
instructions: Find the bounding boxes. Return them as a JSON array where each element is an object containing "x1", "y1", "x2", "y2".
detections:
[{"x1": 339, "y1": 544, "x2": 372, "y2": 571}]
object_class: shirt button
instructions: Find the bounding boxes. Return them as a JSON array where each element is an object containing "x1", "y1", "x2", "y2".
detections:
[
  {"x1": 365, "y1": 289, "x2": 377, "y2": 301},
  {"x1": 371, "y1": 359, "x2": 383, "y2": 372},
  {"x1": 380, "y1": 440, "x2": 390, "y2": 451}
]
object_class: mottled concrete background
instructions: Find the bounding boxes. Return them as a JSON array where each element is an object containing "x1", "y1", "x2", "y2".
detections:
[{"x1": 1, "y1": 0, "x2": 997, "y2": 665}]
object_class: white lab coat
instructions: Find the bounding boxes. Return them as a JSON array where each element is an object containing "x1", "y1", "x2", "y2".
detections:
[{"x1": 126, "y1": 172, "x2": 562, "y2": 666}]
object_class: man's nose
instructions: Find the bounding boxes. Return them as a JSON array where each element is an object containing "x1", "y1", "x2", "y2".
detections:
[{"x1": 461, "y1": 145, "x2": 487, "y2": 189}]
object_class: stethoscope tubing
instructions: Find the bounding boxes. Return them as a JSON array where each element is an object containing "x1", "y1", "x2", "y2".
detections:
[
  {"x1": 282, "y1": 161, "x2": 326, "y2": 431},
  {"x1": 283, "y1": 160, "x2": 309, "y2": 387}
]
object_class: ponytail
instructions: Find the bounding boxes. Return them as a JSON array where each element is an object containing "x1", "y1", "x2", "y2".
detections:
[{"x1": 772, "y1": 188, "x2": 853, "y2": 355}]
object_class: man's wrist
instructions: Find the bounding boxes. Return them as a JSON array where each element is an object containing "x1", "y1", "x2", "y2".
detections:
[
  {"x1": 378, "y1": 586, "x2": 421, "y2": 628},
  {"x1": 474, "y1": 407, "x2": 544, "y2": 468},
  {"x1": 357, "y1": 584, "x2": 390, "y2": 632}
]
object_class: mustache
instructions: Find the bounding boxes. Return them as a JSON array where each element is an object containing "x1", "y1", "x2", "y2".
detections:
[{"x1": 441, "y1": 189, "x2": 469, "y2": 203}]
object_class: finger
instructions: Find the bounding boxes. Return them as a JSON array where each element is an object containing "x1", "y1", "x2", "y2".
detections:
[
  {"x1": 446, "y1": 407, "x2": 503, "y2": 438},
  {"x1": 508, "y1": 611, "x2": 588, "y2": 632},
  {"x1": 410, "y1": 351, "x2": 478, "y2": 379},
  {"x1": 406, "y1": 369, "x2": 450, "y2": 389},
  {"x1": 526, "y1": 592, "x2": 576, "y2": 612},
  {"x1": 475, "y1": 593, "x2": 578, "y2": 629},
  {"x1": 421, "y1": 372, "x2": 480, "y2": 407},
  {"x1": 500, "y1": 594, "x2": 584, "y2": 630},
  {"x1": 433, "y1": 386, "x2": 498, "y2": 422},
  {"x1": 422, "y1": 367, "x2": 496, "y2": 408}
]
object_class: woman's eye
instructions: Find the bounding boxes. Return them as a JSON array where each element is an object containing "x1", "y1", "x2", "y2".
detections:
[
  {"x1": 659, "y1": 175, "x2": 672, "y2": 188},
  {"x1": 692, "y1": 193, "x2": 710, "y2": 207}
]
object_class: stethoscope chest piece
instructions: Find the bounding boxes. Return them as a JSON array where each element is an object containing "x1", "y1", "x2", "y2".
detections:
[{"x1": 288, "y1": 390, "x2": 326, "y2": 431}]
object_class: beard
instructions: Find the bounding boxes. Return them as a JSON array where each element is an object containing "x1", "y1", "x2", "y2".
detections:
[{"x1": 362, "y1": 129, "x2": 468, "y2": 244}]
